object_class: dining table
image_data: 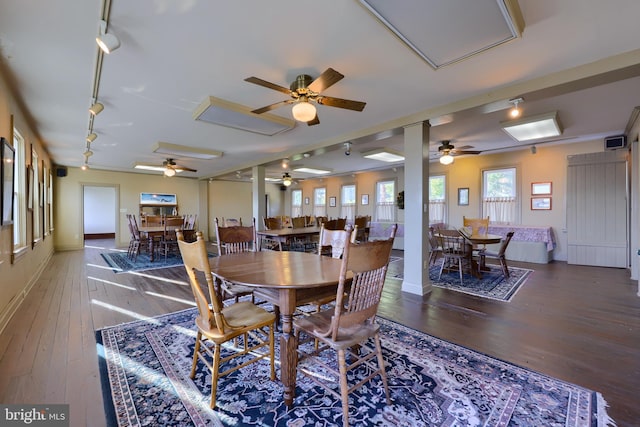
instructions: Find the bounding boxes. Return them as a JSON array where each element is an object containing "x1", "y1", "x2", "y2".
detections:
[
  {"x1": 138, "y1": 225, "x2": 181, "y2": 261},
  {"x1": 459, "y1": 231, "x2": 503, "y2": 277},
  {"x1": 208, "y1": 250, "x2": 345, "y2": 407},
  {"x1": 256, "y1": 225, "x2": 322, "y2": 250}
]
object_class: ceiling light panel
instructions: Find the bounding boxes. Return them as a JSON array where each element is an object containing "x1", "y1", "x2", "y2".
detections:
[
  {"x1": 292, "y1": 167, "x2": 332, "y2": 175},
  {"x1": 153, "y1": 142, "x2": 222, "y2": 160},
  {"x1": 358, "y1": 0, "x2": 524, "y2": 69},
  {"x1": 500, "y1": 111, "x2": 562, "y2": 142},
  {"x1": 193, "y1": 96, "x2": 295, "y2": 136},
  {"x1": 134, "y1": 163, "x2": 182, "y2": 173},
  {"x1": 362, "y1": 148, "x2": 405, "y2": 162}
]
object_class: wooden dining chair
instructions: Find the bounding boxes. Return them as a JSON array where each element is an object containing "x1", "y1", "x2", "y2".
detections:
[
  {"x1": 176, "y1": 231, "x2": 275, "y2": 409},
  {"x1": 428, "y1": 226, "x2": 443, "y2": 265},
  {"x1": 160, "y1": 216, "x2": 183, "y2": 261},
  {"x1": 215, "y1": 217, "x2": 258, "y2": 301},
  {"x1": 263, "y1": 216, "x2": 282, "y2": 230},
  {"x1": 478, "y1": 231, "x2": 515, "y2": 278},
  {"x1": 294, "y1": 233, "x2": 396, "y2": 427},
  {"x1": 291, "y1": 216, "x2": 312, "y2": 251},
  {"x1": 463, "y1": 216, "x2": 490, "y2": 254},
  {"x1": 437, "y1": 229, "x2": 469, "y2": 284},
  {"x1": 315, "y1": 216, "x2": 328, "y2": 227},
  {"x1": 353, "y1": 215, "x2": 371, "y2": 242}
]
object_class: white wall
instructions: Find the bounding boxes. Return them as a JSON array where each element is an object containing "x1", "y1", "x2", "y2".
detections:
[{"x1": 83, "y1": 186, "x2": 116, "y2": 234}]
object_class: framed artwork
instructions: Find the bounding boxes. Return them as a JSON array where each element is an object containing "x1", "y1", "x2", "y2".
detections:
[
  {"x1": 531, "y1": 197, "x2": 552, "y2": 210},
  {"x1": 27, "y1": 165, "x2": 34, "y2": 210},
  {"x1": 531, "y1": 182, "x2": 552, "y2": 195},
  {"x1": 140, "y1": 192, "x2": 177, "y2": 204},
  {"x1": 458, "y1": 187, "x2": 469, "y2": 206},
  {"x1": 361, "y1": 194, "x2": 369, "y2": 205},
  {"x1": 1, "y1": 137, "x2": 15, "y2": 225},
  {"x1": 329, "y1": 196, "x2": 337, "y2": 207},
  {"x1": 304, "y1": 197, "x2": 310, "y2": 205}
]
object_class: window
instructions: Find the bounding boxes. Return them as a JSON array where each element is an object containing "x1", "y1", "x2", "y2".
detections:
[
  {"x1": 313, "y1": 187, "x2": 326, "y2": 217},
  {"x1": 13, "y1": 129, "x2": 26, "y2": 252},
  {"x1": 375, "y1": 180, "x2": 395, "y2": 222},
  {"x1": 482, "y1": 167, "x2": 518, "y2": 223},
  {"x1": 429, "y1": 175, "x2": 446, "y2": 223},
  {"x1": 291, "y1": 189, "x2": 302, "y2": 218},
  {"x1": 32, "y1": 149, "x2": 41, "y2": 241},
  {"x1": 340, "y1": 184, "x2": 356, "y2": 221}
]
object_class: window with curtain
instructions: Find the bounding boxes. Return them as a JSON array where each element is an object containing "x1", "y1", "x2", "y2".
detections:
[
  {"x1": 313, "y1": 187, "x2": 326, "y2": 217},
  {"x1": 340, "y1": 184, "x2": 356, "y2": 221},
  {"x1": 375, "y1": 180, "x2": 395, "y2": 222},
  {"x1": 429, "y1": 174, "x2": 446, "y2": 223},
  {"x1": 13, "y1": 129, "x2": 27, "y2": 252},
  {"x1": 291, "y1": 189, "x2": 302, "y2": 218},
  {"x1": 482, "y1": 167, "x2": 518, "y2": 224}
]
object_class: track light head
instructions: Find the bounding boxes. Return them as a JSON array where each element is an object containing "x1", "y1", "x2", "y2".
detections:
[
  {"x1": 96, "y1": 20, "x2": 120, "y2": 54},
  {"x1": 509, "y1": 97, "x2": 523, "y2": 118},
  {"x1": 86, "y1": 133, "x2": 97, "y2": 143},
  {"x1": 89, "y1": 102, "x2": 104, "y2": 115}
]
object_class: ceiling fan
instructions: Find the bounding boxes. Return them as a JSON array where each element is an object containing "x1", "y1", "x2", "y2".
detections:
[
  {"x1": 244, "y1": 68, "x2": 366, "y2": 126},
  {"x1": 162, "y1": 158, "x2": 197, "y2": 177},
  {"x1": 436, "y1": 141, "x2": 481, "y2": 165}
]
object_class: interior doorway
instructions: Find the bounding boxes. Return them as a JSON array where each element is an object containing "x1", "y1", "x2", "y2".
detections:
[{"x1": 82, "y1": 185, "x2": 119, "y2": 246}]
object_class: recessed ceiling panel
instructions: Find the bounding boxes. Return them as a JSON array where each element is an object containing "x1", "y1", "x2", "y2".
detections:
[{"x1": 359, "y1": 0, "x2": 524, "y2": 69}]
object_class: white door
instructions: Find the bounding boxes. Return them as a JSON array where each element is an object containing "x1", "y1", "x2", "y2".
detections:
[{"x1": 567, "y1": 150, "x2": 628, "y2": 267}]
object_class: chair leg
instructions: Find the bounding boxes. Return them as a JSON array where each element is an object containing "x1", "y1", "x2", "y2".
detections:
[
  {"x1": 500, "y1": 256, "x2": 510, "y2": 278},
  {"x1": 190, "y1": 333, "x2": 202, "y2": 378},
  {"x1": 337, "y1": 349, "x2": 350, "y2": 427},
  {"x1": 210, "y1": 343, "x2": 221, "y2": 409},
  {"x1": 374, "y1": 333, "x2": 391, "y2": 404},
  {"x1": 458, "y1": 258, "x2": 464, "y2": 284}
]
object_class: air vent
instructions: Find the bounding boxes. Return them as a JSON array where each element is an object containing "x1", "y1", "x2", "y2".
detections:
[{"x1": 193, "y1": 96, "x2": 295, "y2": 136}]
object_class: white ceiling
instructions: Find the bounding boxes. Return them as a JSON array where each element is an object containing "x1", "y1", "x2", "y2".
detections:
[{"x1": 1, "y1": 0, "x2": 640, "y2": 183}]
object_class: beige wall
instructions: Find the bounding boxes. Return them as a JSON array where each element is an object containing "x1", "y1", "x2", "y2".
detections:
[
  {"x1": 0, "y1": 69, "x2": 54, "y2": 333},
  {"x1": 54, "y1": 168, "x2": 201, "y2": 250}
]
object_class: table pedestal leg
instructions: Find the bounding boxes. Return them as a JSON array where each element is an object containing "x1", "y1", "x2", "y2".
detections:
[{"x1": 279, "y1": 313, "x2": 298, "y2": 407}]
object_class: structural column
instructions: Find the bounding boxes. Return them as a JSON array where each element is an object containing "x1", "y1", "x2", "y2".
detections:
[
  {"x1": 401, "y1": 121, "x2": 432, "y2": 295},
  {"x1": 252, "y1": 165, "x2": 266, "y2": 230}
]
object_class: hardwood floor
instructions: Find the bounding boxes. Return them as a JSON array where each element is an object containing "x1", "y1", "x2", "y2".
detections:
[{"x1": 1, "y1": 240, "x2": 639, "y2": 426}]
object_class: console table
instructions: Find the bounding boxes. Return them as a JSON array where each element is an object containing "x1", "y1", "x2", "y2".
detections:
[{"x1": 486, "y1": 224, "x2": 556, "y2": 263}]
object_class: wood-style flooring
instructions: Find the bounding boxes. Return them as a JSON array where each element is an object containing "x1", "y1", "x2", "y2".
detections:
[{"x1": 0, "y1": 239, "x2": 638, "y2": 426}]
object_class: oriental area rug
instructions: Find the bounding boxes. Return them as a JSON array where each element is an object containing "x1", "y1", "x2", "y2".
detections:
[
  {"x1": 388, "y1": 258, "x2": 533, "y2": 302},
  {"x1": 96, "y1": 308, "x2": 613, "y2": 427},
  {"x1": 100, "y1": 251, "x2": 214, "y2": 273}
]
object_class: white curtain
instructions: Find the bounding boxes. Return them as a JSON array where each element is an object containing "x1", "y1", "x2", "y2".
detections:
[
  {"x1": 482, "y1": 197, "x2": 516, "y2": 224},
  {"x1": 376, "y1": 202, "x2": 395, "y2": 222},
  {"x1": 429, "y1": 200, "x2": 446, "y2": 223},
  {"x1": 314, "y1": 205, "x2": 326, "y2": 218},
  {"x1": 291, "y1": 205, "x2": 302, "y2": 218},
  {"x1": 341, "y1": 203, "x2": 355, "y2": 221}
]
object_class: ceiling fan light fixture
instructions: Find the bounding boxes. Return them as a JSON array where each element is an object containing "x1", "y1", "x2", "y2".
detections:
[
  {"x1": 439, "y1": 154, "x2": 454, "y2": 165},
  {"x1": 292, "y1": 100, "x2": 316, "y2": 122},
  {"x1": 282, "y1": 172, "x2": 293, "y2": 186},
  {"x1": 164, "y1": 167, "x2": 176, "y2": 177},
  {"x1": 501, "y1": 111, "x2": 562, "y2": 142}
]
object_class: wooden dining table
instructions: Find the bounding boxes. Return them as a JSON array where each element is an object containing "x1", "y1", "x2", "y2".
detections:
[
  {"x1": 459, "y1": 231, "x2": 503, "y2": 277},
  {"x1": 138, "y1": 225, "x2": 181, "y2": 261},
  {"x1": 256, "y1": 226, "x2": 322, "y2": 250},
  {"x1": 208, "y1": 250, "x2": 345, "y2": 407}
]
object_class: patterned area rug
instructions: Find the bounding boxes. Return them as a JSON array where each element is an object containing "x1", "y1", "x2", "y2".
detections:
[
  {"x1": 96, "y1": 308, "x2": 613, "y2": 426},
  {"x1": 388, "y1": 258, "x2": 532, "y2": 302},
  {"x1": 100, "y1": 251, "x2": 185, "y2": 273}
]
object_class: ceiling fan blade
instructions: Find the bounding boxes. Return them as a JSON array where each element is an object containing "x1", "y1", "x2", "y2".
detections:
[
  {"x1": 452, "y1": 150, "x2": 482, "y2": 155},
  {"x1": 174, "y1": 166, "x2": 197, "y2": 172},
  {"x1": 244, "y1": 76, "x2": 292, "y2": 95},
  {"x1": 308, "y1": 68, "x2": 344, "y2": 93},
  {"x1": 306, "y1": 115, "x2": 320, "y2": 126},
  {"x1": 317, "y1": 96, "x2": 366, "y2": 111},
  {"x1": 251, "y1": 99, "x2": 294, "y2": 114}
]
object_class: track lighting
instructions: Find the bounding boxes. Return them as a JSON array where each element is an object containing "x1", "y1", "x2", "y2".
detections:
[
  {"x1": 86, "y1": 133, "x2": 97, "y2": 143},
  {"x1": 81, "y1": 161, "x2": 89, "y2": 171},
  {"x1": 509, "y1": 97, "x2": 523, "y2": 118},
  {"x1": 281, "y1": 158, "x2": 289, "y2": 169},
  {"x1": 344, "y1": 141, "x2": 352, "y2": 156},
  {"x1": 96, "y1": 20, "x2": 120, "y2": 54},
  {"x1": 531, "y1": 145, "x2": 537, "y2": 154},
  {"x1": 89, "y1": 102, "x2": 104, "y2": 116}
]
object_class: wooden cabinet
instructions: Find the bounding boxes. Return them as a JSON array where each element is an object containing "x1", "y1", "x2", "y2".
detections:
[{"x1": 139, "y1": 204, "x2": 178, "y2": 218}]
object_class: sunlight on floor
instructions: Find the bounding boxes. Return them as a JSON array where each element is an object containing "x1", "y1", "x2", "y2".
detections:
[
  {"x1": 91, "y1": 299, "x2": 162, "y2": 325},
  {"x1": 145, "y1": 291, "x2": 196, "y2": 306},
  {"x1": 86, "y1": 262, "x2": 123, "y2": 272},
  {"x1": 88, "y1": 276, "x2": 136, "y2": 291},
  {"x1": 129, "y1": 271, "x2": 189, "y2": 286}
]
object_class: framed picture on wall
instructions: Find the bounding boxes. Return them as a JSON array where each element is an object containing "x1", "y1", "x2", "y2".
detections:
[
  {"x1": 531, "y1": 182, "x2": 552, "y2": 195},
  {"x1": 531, "y1": 197, "x2": 552, "y2": 210},
  {"x1": 458, "y1": 188, "x2": 469, "y2": 206},
  {"x1": 304, "y1": 197, "x2": 310, "y2": 205},
  {"x1": 1, "y1": 137, "x2": 15, "y2": 225},
  {"x1": 361, "y1": 194, "x2": 369, "y2": 205},
  {"x1": 329, "y1": 196, "x2": 336, "y2": 207}
]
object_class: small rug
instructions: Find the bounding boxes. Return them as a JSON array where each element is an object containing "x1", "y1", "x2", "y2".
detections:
[
  {"x1": 96, "y1": 308, "x2": 613, "y2": 427},
  {"x1": 388, "y1": 258, "x2": 532, "y2": 302},
  {"x1": 100, "y1": 251, "x2": 185, "y2": 273}
]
